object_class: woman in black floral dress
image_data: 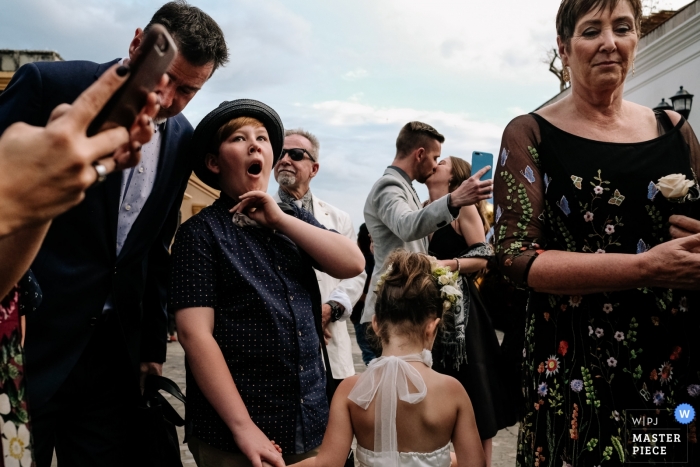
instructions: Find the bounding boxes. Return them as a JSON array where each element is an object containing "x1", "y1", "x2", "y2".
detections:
[{"x1": 494, "y1": 0, "x2": 700, "y2": 465}]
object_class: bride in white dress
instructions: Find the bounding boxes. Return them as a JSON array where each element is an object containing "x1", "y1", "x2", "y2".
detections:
[{"x1": 290, "y1": 250, "x2": 485, "y2": 467}]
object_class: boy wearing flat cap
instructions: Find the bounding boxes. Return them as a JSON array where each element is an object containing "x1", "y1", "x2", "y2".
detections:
[{"x1": 169, "y1": 100, "x2": 364, "y2": 467}]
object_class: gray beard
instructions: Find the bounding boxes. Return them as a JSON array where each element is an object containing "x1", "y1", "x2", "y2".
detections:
[{"x1": 277, "y1": 172, "x2": 297, "y2": 187}]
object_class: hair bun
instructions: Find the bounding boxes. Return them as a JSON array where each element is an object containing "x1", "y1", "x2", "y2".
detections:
[{"x1": 373, "y1": 250, "x2": 444, "y2": 345}]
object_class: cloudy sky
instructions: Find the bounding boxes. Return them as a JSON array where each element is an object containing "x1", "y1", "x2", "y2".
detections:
[{"x1": 0, "y1": 0, "x2": 691, "y2": 227}]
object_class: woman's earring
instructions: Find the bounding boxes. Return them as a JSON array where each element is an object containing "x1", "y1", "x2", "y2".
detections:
[
  {"x1": 562, "y1": 66, "x2": 570, "y2": 83},
  {"x1": 632, "y1": 63, "x2": 636, "y2": 76}
]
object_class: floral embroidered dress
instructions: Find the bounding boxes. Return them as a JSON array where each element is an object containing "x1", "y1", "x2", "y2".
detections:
[
  {"x1": 494, "y1": 112, "x2": 700, "y2": 466},
  {"x1": 0, "y1": 273, "x2": 41, "y2": 467}
]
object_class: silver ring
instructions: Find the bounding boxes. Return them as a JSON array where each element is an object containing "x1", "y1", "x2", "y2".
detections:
[{"x1": 93, "y1": 162, "x2": 108, "y2": 184}]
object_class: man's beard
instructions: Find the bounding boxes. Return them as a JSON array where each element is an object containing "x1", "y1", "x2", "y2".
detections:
[
  {"x1": 415, "y1": 171, "x2": 433, "y2": 184},
  {"x1": 277, "y1": 171, "x2": 297, "y2": 187}
]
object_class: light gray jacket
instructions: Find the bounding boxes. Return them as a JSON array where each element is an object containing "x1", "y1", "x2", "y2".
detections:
[{"x1": 361, "y1": 167, "x2": 456, "y2": 323}]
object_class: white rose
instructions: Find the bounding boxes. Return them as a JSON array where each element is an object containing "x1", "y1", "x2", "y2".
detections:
[
  {"x1": 657, "y1": 174, "x2": 694, "y2": 199},
  {"x1": 443, "y1": 300, "x2": 451, "y2": 311},
  {"x1": 438, "y1": 275, "x2": 451, "y2": 285},
  {"x1": 441, "y1": 285, "x2": 461, "y2": 299}
]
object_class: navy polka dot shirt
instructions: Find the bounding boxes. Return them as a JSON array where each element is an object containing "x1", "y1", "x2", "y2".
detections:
[{"x1": 170, "y1": 193, "x2": 329, "y2": 454}]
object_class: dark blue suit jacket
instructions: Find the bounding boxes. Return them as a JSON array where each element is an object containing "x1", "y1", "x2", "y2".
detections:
[{"x1": 0, "y1": 59, "x2": 194, "y2": 408}]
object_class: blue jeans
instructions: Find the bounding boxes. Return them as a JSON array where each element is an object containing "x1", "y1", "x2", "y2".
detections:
[{"x1": 354, "y1": 322, "x2": 376, "y2": 365}]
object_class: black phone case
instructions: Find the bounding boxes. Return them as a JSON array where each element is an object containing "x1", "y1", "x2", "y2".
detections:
[{"x1": 86, "y1": 24, "x2": 177, "y2": 136}]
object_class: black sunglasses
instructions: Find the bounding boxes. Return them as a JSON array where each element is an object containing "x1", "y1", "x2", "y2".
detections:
[{"x1": 280, "y1": 148, "x2": 315, "y2": 162}]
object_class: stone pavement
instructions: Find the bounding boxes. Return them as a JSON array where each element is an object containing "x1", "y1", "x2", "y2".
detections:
[{"x1": 159, "y1": 323, "x2": 519, "y2": 466}]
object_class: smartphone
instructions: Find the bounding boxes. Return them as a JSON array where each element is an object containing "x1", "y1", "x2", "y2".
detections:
[
  {"x1": 471, "y1": 151, "x2": 494, "y2": 180},
  {"x1": 87, "y1": 24, "x2": 177, "y2": 136}
]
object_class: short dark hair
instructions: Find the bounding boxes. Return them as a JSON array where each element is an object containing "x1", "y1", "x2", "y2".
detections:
[
  {"x1": 146, "y1": 1, "x2": 229, "y2": 74},
  {"x1": 556, "y1": 0, "x2": 642, "y2": 45},
  {"x1": 395, "y1": 121, "x2": 445, "y2": 159}
]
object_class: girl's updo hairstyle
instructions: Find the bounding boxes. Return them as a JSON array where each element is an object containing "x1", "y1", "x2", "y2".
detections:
[{"x1": 373, "y1": 250, "x2": 443, "y2": 345}]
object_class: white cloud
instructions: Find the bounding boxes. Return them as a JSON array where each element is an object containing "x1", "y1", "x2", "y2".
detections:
[
  {"x1": 275, "y1": 97, "x2": 504, "y2": 227},
  {"x1": 507, "y1": 106, "x2": 527, "y2": 116},
  {"x1": 6, "y1": 0, "x2": 694, "y2": 228},
  {"x1": 363, "y1": 0, "x2": 563, "y2": 85},
  {"x1": 342, "y1": 68, "x2": 369, "y2": 81},
  {"x1": 309, "y1": 99, "x2": 501, "y2": 145}
]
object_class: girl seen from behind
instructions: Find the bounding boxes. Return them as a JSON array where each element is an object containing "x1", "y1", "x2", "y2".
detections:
[{"x1": 291, "y1": 250, "x2": 486, "y2": 467}]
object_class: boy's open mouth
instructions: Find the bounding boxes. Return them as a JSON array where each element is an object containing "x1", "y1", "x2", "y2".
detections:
[{"x1": 247, "y1": 162, "x2": 262, "y2": 175}]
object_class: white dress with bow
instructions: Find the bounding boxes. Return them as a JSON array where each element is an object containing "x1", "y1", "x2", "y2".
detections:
[{"x1": 348, "y1": 350, "x2": 452, "y2": 467}]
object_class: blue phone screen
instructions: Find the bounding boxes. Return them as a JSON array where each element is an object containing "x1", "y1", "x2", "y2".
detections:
[{"x1": 471, "y1": 151, "x2": 493, "y2": 180}]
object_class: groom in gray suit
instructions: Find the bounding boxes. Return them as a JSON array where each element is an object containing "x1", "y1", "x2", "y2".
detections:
[{"x1": 361, "y1": 121, "x2": 492, "y2": 324}]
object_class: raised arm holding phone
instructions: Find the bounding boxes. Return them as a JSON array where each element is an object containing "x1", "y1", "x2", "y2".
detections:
[
  {"x1": 0, "y1": 61, "x2": 160, "y2": 467},
  {"x1": 0, "y1": 3, "x2": 229, "y2": 465},
  {"x1": 0, "y1": 63, "x2": 160, "y2": 298}
]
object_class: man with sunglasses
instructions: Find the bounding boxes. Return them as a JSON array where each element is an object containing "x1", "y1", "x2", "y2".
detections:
[{"x1": 273, "y1": 129, "x2": 366, "y2": 402}]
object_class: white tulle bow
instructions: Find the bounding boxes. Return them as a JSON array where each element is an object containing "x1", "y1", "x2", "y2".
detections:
[{"x1": 347, "y1": 350, "x2": 432, "y2": 467}]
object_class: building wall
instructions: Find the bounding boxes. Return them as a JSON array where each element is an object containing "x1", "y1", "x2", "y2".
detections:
[
  {"x1": 0, "y1": 49, "x2": 63, "y2": 95},
  {"x1": 180, "y1": 175, "x2": 219, "y2": 225},
  {"x1": 624, "y1": 1, "x2": 700, "y2": 128},
  {"x1": 537, "y1": 1, "x2": 700, "y2": 123}
]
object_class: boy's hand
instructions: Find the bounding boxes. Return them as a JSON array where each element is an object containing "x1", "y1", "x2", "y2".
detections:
[{"x1": 230, "y1": 191, "x2": 285, "y2": 230}]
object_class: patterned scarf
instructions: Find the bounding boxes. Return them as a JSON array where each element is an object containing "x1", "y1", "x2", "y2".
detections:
[
  {"x1": 439, "y1": 242, "x2": 494, "y2": 370},
  {"x1": 278, "y1": 187, "x2": 314, "y2": 214}
]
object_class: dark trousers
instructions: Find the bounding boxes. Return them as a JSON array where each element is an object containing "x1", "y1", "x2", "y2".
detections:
[
  {"x1": 354, "y1": 322, "x2": 376, "y2": 365},
  {"x1": 167, "y1": 312, "x2": 177, "y2": 336},
  {"x1": 32, "y1": 312, "x2": 141, "y2": 467}
]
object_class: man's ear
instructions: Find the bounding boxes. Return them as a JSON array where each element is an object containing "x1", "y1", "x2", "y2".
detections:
[
  {"x1": 128, "y1": 28, "x2": 144, "y2": 63},
  {"x1": 413, "y1": 147, "x2": 425, "y2": 164},
  {"x1": 310, "y1": 162, "x2": 320, "y2": 178},
  {"x1": 205, "y1": 153, "x2": 220, "y2": 174}
]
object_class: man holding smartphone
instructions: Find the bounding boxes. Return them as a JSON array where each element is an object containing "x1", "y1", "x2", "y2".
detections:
[
  {"x1": 361, "y1": 121, "x2": 493, "y2": 327},
  {"x1": 0, "y1": 2, "x2": 228, "y2": 466}
]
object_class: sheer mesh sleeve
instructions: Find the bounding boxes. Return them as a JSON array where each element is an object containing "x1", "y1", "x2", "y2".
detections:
[
  {"x1": 679, "y1": 119, "x2": 700, "y2": 182},
  {"x1": 493, "y1": 115, "x2": 545, "y2": 287}
]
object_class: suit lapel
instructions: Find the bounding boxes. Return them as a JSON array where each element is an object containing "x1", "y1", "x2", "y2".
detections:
[
  {"x1": 311, "y1": 196, "x2": 327, "y2": 223},
  {"x1": 96, "y1": 59, "x2": 125, "y2": 261},
  {"x1": 117, "y1": 117, "x2": 185, "y2": 263},
  {"x1": 384, "y1": 168, "x2": 428, "y2": 250}
]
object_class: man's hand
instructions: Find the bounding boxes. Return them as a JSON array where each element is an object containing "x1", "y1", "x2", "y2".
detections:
[
  {"x1": 0, "y1": 64, "x2": 160, "y2": 237},
  {"x1": 230, "y1": 191, "x2": 285, "y2": 230},
  {"x1": 321, "y1": 303, "x2": 331, "y2": 328},
  {"x1": 449, "y1": 166, "x2": 493, "y2": 208},
  {"x1": 139, "y1": 362, "x2": 163, "y2": 394},
  {"x1": 232, "y1": 421, "x2": 285, "y2": 467},
  {"x1": 112, "y1": 74, "x2": 166, "y2": 171},
  {"x1": 321, "y1": 304, "x2": 332, "y2": 345}
]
